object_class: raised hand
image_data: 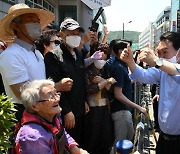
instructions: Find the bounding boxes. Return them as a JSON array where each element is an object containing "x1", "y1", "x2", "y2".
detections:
[
  {"x1": 90, "y1": 32, "x2": 98, "y2": 45},
  {"x1": 103, "y1": 24, "x2": 109, "y2": 35},
  {"x1": 120, "y1": 44, "x2": 134, "y2": 64},
  {"x1": 92, "y1": 75, "x2": 104, "y2": 83},
  {"x1": 139, "y1": 46, "x2": 158, "y2": 67},
  {"x1": 57, "y1": 78, "x2": 73, "y2": 92},
  {"x1": 107, "y1": 77, "x2": 116, "y2": 84},
  {"x1": 81, "y1": 31, "x2": 92, "y2": 44},
  {"x1": 91, "y1": 50, "x2": 103, "y2": 60}
]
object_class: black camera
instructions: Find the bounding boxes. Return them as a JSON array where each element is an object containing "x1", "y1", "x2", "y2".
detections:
[
  {"x1": 89, "y1": 7, "x2": 104, "y2": 32},
  {"x1": 89, "y1": 21, "x2": 99, "y2": 32}
]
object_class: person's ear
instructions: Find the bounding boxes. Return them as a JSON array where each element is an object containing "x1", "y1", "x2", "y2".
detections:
[
  {"x1": 118, "y1": 49, "x2": 122, "y2": 55},
  {"x1": 29, "y1": 104, "x2": 40, "y2": 112},
  {"x1": 59, "y1": 31, "x2": 63, "y2": 38},
  {"x1": 59, "y1": 31, "x2": 66, "y2": 42},
  {"x1": 43, "y1": 44, "x2": 47, "y2": 49}
]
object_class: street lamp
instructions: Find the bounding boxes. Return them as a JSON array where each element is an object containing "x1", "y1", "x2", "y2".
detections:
[{"x1": 122, "y1": 21, "x2": 132, "y2": 39}]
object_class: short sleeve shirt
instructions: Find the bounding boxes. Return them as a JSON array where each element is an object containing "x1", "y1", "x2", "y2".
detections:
[
  {"x1": 105, "y1": 57, "x2": 133, "y2": 113},
  {"x1": 0, "y1": 39, "x2": 45, "y2": 104}
]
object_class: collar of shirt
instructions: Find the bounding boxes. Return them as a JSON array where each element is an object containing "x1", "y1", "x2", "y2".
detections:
[
  {"x1": 115, "y1": 56, "x2": 127, "y2": 66},
  {"x1": 60, "y1": 43, "x2": 78, "y2": 60},
  {"x1": 14, "y1": 38, "x2": 34, "y2": 51}
]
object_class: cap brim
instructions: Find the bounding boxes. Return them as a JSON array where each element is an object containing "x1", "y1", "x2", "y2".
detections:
[{"x1": 67, "y1": 25, "x2": 84, "y2": 33}]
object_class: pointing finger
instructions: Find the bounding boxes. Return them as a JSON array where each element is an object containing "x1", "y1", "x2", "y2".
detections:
[
  {"x1": 146, "y1": 43, "x2": 149, "y2": 48},
  {"x1": 127, "y1": 44, "x2": 131, "y2": 52}
]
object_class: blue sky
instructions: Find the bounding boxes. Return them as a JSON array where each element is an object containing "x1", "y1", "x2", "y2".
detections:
[{"x1": 104, "y1": 0, "x2": 171, "y2": 32}]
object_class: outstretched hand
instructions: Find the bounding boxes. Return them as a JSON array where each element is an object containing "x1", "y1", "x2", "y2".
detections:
[
  {"x1": 120, "y1": 44, "x2": 134, "y2": 64},
  {"x1": 91, "y1": 50, "x2": 103, "y2": 60},
  {"x1": 139, "y1": 45, "x2": 158, "y2": 67}
]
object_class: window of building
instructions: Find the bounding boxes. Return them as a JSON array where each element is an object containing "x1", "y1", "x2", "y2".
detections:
[
  {"x1": 59, "y1": 5, "x2": 77, "y2": 24},
  {"x1": 43, "y1": 1, "x2": 48, "y2": 9},
  {"x1": 34, "y1": 4, "x2": 43, "y2": 9},
  {"x1": 1, "y1": 0, "x2": 15, "y2": 5},
  {"x1": 35, "y1": 0, "x2": 42, "y2": 5},
  {"x1": 25, "y1": 0, "x2": 34, "y2": 7},
  {"x1": 25, "y1": 0, "x2": 54, "y2": 13},
  {"x1": 165, "y1": 16, "x2": 169, "y2": 20}
]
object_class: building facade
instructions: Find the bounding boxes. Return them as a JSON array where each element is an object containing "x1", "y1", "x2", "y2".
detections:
[
  {"x1": 154, "y1": 6, "x2": 171, "y2": 48},
  {"x1": 139, "y1": 22, "x2": 156, "y2": 50},
  {"x1": 139, "y1": 6, "x2": 171, "y2": 50},
  {"x1": 170, "y1": 0, "x2": 180, "y2": 32},
  {"x1": 0, "y1": 0, "x2": 106, "y2": 34}
]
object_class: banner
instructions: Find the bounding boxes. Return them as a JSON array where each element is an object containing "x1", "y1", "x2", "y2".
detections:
[{"x1": 81, "y1": 0, "x2": 111, "y2": 9}]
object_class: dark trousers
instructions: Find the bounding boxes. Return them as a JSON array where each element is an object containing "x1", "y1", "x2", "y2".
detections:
[
  {"x1": 156, "y1": 132, "x2": 180, "y2": 154},
  {"x1": 153, "y1": 99, "x2": 159, "y2": 129},
  {"x1": 84, "y1": 106, "x2": 113, "y2": 154},
  {"x1": 65, "y1": 114, "x2": 85, "y2": 148}
]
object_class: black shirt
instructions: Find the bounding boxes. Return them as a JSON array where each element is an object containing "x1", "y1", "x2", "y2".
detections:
[{"x1": 44, "y1": 44, "x2": 86, "y2": 117}]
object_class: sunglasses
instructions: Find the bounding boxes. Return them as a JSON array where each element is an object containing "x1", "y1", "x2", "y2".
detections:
[{"x1": 50, "y1": 40, "x2": 61, "y2": 45}]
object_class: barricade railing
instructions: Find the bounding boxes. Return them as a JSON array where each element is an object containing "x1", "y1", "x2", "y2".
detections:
[{"x1": 132, "y1": 82, "x2": 154, "y2": 153}]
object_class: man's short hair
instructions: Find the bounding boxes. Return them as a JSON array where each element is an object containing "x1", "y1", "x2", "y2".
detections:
[
  {"x1": 110, "y1": 39, "x2": 132, "y2": 56},
  {"x1": 160, "y1": 32, "x2": 180, "y2": 51}
]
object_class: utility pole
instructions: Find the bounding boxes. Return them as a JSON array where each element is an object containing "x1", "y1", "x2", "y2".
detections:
[
  {"x1": 122, "y1": 22, "x2": 125, "y2": 39},
  {"x1": 122, "y1": 21, "x2": 132, "y2": 39}
]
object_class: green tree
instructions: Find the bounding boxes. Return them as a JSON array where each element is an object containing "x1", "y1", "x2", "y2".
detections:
[{"x1": 0, "y1": 94, "x2": 17, "y2": 154}]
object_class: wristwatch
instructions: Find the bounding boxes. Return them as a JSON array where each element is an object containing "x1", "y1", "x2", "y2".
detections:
[{"x1": 155, "y1": 58, "x2": 164, "y2": 68}]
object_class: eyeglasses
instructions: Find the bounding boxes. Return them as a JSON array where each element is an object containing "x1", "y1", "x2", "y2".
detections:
[
  {"x1": 50, "y1": 40, "x2": 60, "y2": 45},
  {"x1": 37, "y1": 92, "x2": 61, "y2": 103}
]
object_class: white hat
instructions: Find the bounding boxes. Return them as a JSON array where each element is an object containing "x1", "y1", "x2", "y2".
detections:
[{"x1": 60, "y1": 18, "x2": 84, "y2": 32}]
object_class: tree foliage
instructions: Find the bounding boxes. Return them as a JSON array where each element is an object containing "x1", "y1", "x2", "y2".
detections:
[
  {"x1": 107, "y1": 31, "x2": 141, "y2": 43},
  {"x1": 0, "y1": 94, "x2": 17, "y2": 154}
]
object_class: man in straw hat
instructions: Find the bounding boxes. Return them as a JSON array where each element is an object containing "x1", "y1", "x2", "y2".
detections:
[{"x1": 0, "y1": 3, "x2": 54, "y2": 121}]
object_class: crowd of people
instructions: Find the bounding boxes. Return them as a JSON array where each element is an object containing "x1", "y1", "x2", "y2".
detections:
[{"x1": 0, "y1": 3, "x2": 179, "y2": 154}]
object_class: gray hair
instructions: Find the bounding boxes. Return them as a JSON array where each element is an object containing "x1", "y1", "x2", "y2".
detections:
[{"x1": 20, "y1": 79, "x2": 55, "y2": 113}]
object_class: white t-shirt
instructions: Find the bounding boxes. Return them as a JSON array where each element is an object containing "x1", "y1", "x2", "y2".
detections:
[{"x1": 0, "y1": 40, "x2": 45, "y2": 104}]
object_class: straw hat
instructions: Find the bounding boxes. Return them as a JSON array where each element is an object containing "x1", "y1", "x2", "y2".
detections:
[{"x1": 0, "y1": 3, "x2": 55, "y2": 44}]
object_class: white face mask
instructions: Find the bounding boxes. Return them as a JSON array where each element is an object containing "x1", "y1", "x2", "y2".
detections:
[
  {"x1": 166, "y1": 56, "x2": 177, "y2": 63},
  {"x1": 25, "y1": 23, "x2": 41, "y2": 40},
  {"x1": 51, "y1": 43, "x2": 59, "y2": 50},
  {"x1": 94, "y1": 60, "x2": 106, "y2": 69},
  {"x1": 66, "y1": 36, "x2": 81, "y2": 48}
]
